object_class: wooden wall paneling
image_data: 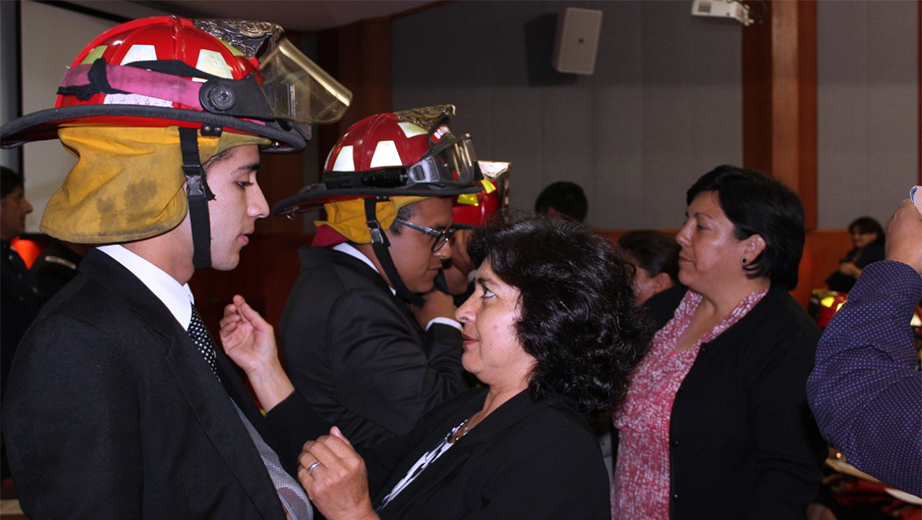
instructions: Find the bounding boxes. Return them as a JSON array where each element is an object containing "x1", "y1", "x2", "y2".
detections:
[
  {"x1": 742, "y1": 0, "x2": 818, "y2": 230},
  {"x1": 317, "y1": 17, "x2": 393, "y2": 175},
  {"x1": 189, "y1": 233, "x2": 312, "y2": 333},
  {"x1": 258, "y1": 150, "x2": 306, "y2": 235}
]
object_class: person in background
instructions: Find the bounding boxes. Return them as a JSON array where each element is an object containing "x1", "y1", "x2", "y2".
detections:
[
  {"x1": 0, "y1": 166, "x2": 41, "y2": 481},
  {"x1": 272, "y1": 106, "x2": 479, "y2": 450},
  {"x1": 30, "y1": 239, "x2": 90, "y2": 301},
  {"x1": 612, "y1": 165, "x2": 827, "y2": 520},
  {"x1": 825, "y1": 216, "x2": 885, "y2": 293},
  {"x1": 441, "y1": 160, "x2": 510, "y2": 306},
  {"x1": 219, "y1": 215, "x2": 652, "y2": 520},
  {"x1": 534, "y1": 180, "x2": 587, "y2": 222},
  {"x1": 2, "y1": 16, "x2": 351, "y2": 518},
  {"x1": 807, "y1": 199, "x2": 922, "y2": 497},
  {"x1": 618, "y1": 230, "x2": 687, "y2": 330}
]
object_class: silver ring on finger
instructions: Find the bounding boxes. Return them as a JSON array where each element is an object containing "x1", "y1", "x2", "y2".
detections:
[{"x1": 307, "y1": 461, "x2": 324, "y2": 477}]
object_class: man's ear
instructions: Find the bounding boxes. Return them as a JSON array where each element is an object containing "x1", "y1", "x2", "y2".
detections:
[{"x1": 651, "y1": 271, "x2": 672, "y2": 294}]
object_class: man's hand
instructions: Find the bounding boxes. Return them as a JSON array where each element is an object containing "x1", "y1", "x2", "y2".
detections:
[
  {"x1": 410, "y1": 290, "x2": 457, "y2": 330},
  {"x1": 885, "y1": 199, "x2": 922, "y2": 275}
]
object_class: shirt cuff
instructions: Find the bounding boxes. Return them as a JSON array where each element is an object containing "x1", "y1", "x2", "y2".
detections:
[{"x1": 427, "y1": 317, "x2": 463, "y2": 332}]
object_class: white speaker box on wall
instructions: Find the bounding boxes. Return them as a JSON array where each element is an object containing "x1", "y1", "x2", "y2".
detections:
[{"x1": 552, "y1": 7, "x2": 603, "y2": 75}]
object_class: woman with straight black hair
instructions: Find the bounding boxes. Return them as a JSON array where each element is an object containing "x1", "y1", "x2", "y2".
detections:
[{"x1": 612, "y1": 165, "x2": 827, "y2": 520}]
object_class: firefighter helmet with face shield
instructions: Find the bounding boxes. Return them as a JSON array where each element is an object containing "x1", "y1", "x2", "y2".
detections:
[{"x1": 1, "y1": 16, "x2": 351, "y2": 269}]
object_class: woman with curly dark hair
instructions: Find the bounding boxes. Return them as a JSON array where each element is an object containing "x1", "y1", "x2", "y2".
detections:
[{"x1": 219, "y1": 215, "x2": 651, "y2": 520}]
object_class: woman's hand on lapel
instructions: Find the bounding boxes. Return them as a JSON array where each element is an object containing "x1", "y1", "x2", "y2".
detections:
[{"x1": 298, "y1": 426, "x2": 378, "y2": 520}]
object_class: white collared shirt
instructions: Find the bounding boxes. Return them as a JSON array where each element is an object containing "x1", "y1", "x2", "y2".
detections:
[
  {"x1": 330, "y1": 243, "x2": 462, "y2": 332},
  {"x1": 97, "y1": 244, "x2": 195, "y2": 331}
]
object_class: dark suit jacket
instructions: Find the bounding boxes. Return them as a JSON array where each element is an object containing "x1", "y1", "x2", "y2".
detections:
[
  {"x1": 279, "y1": 246, "x2": 469, "y2": 449},
  {"x1": 364, "y1": 388, "x2": 609, "y2": 520},
  {"x1": 667, "y1": 285, "x2": 827, "y2": 520},
  {"x1": 2, "y1": 250, "x2": 288, "y2": 520}
]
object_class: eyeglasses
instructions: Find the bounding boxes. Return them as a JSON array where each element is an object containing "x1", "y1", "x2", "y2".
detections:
[{"x1": 394, "y1": 218, "x2": 455, "y2": 252}]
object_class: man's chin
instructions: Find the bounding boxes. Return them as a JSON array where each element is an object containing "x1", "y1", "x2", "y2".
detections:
[
  {"x1": 208, "y1": 254, "x2": 241, "y2": 272},
  {"x1": 410, "y1": 280, "x2": 435, "y2": 295}
]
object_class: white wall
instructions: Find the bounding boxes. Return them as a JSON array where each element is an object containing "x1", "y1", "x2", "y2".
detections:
[
  {"x1": 14, "y1": 1, "x2": 172, "y2": 235},
  {"x1": 17, "y1": 2, "x2": 117, "y2": 234}
]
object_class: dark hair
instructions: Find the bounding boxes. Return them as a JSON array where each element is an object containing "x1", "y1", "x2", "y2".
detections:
[
  {"x1": 468, "y1": 214, "x2": 652, "y2": 414},
  {"x1": 388, "y1": 199, "x2": 418, "y2": 235},
  {"x1": 618, "y1": 230, "x2": 681, "y2": 285},
  {"x1": 1, "y1": 166, "x2": 24, "y2": 199},
  {"x1": 534, "y1": 181, "x2": 588, "y2": 222},
  {"x1": 687, "y1": 165, "x2": 805, "y2": 290},
  {"x1": 848, "y1": 216, "x2": 884, "y2": 243}
]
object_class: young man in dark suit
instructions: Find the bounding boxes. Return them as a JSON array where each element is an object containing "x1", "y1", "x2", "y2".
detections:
[
  {"x1": 273, "y1": 106, "x2": 482, "y2": 449},
  {"x1": 1, "y1": 16, "x2": 350, "y2": 519}
]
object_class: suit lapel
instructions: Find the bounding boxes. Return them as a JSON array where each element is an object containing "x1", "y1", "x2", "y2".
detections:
[
  {"x1": 81, "y1": 251, "x2": 285, "y2": 518},
  {"x1": 164, "y1": 330, "x2": 284, "y2": 517}
]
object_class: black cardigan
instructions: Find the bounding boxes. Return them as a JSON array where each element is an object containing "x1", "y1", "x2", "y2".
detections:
[
  {"x1": 667, "y1": 285, "x2": 828, "y2": 520},
  {"x1": 612, "y1": 285, "x2": 828, "y2": 519},
  {"x1": 269, "y1": 388, "x2": 610, "y2": 520}
]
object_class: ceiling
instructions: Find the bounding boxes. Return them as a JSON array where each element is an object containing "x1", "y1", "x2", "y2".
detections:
[{"x1": 69, "y1": 1, "x2": 439, "y2": 33}]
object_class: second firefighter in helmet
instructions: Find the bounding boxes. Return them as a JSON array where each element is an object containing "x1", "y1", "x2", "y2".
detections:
[{"x1": 274, "y1": 105, "x2": 482, "y2": 447}]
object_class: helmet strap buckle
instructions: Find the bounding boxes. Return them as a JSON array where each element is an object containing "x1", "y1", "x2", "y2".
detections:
[{"x1": 179, "y1": 127, "x2": 214, "y2": 270}]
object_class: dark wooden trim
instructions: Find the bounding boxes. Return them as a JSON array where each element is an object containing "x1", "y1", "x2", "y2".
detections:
[
  {"x1": 37, "y1": 1, "x2": 131, "y2": 24},
  {"x1": 316, "y1": 16, "x2": 393, "y2": 175},
  {"x1": 389, "y1": 0, "x2": 453, "y2": 22},
  {"x1": 742, "y1": 0, "x2": 818, "y2": 230},
  {"x1": 796, "y1": 0, "x2": 818, "y2": 229}
]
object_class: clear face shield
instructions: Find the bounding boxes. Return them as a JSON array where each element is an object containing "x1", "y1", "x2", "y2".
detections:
[
  {"x1": 258, "y1": 38, "x2": 353, "y2": 134},
  {"x1": 194, "y1": 19, "x2": 352, "y2": 135}
]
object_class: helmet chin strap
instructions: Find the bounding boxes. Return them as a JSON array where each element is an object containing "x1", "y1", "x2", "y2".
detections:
[
  {"x1": 179, "y1": 127, "x2": 216, "y2": 270},
  {"x1": 364, "y1": 197, "x2": 425, "y2": 307}
]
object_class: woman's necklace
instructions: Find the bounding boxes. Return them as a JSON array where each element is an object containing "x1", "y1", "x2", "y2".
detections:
[{"x1": 449, "y1": 412, "x2": 480, "y2": 444}]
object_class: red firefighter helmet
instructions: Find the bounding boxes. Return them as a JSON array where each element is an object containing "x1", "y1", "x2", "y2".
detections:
[
  {"x1": 452, "y1": 160, "x2": 511, "y2": 227},
  {"x1": 0, "y1": 16, "x2": 351, "y2": 270},
  {"x1": 2, "y1": 16, "x2": 352, "y2": 151},
  {"x1": 273, "y1": 105, "x2": 482, "y2": 216}
]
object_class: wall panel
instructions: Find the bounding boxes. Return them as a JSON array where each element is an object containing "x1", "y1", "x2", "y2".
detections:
[
  {"x1": 817, "y1": 0, "x2": 918, "y2": 228},
  {"x1": 392, "y1": 0, "x2": 742, "y2": 229}
]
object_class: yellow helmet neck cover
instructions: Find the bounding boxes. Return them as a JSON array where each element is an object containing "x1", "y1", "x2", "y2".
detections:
[{"x1": 47, "y1": 126, "x2": 267, "y2": 268}]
